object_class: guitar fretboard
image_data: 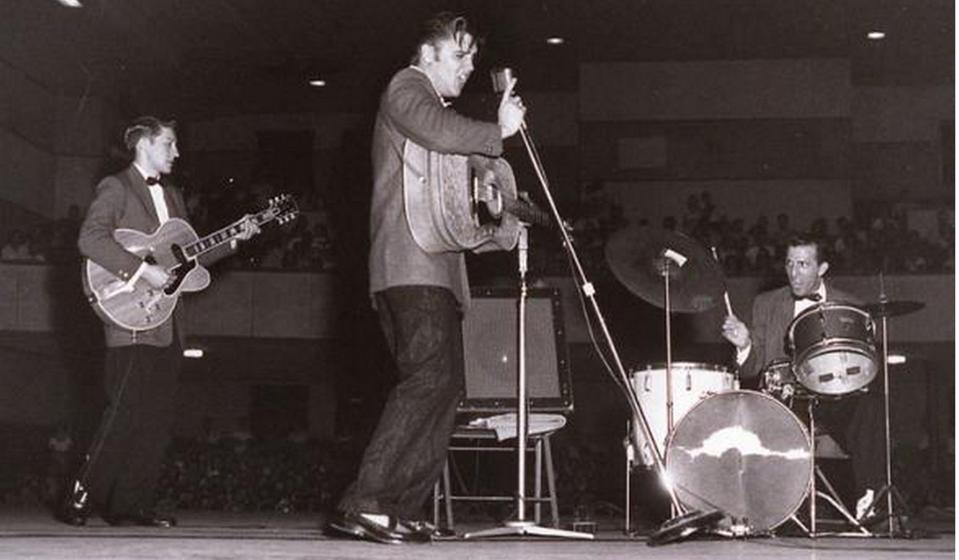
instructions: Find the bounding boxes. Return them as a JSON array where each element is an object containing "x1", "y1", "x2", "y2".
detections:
[{"x1": 183, "y1": 208, "x2": 278, "y2": 259}]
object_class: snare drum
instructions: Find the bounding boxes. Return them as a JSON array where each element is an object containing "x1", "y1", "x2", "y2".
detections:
[
  {"x1": 665, "y1": 390, "x2": 812, "y2": 535},
  {"x1": 630, "y1": 362, "x2": 737, "y2": 467},
  {"x1": 788, "y1": 303, "x2": 877, "y2": 396}
]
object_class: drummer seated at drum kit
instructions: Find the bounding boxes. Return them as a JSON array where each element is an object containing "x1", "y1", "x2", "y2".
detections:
[{"x1": 721, "y1": 233, "x2": 886, "y2": 523}]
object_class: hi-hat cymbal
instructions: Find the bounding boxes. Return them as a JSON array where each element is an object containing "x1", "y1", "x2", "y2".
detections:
[
  {"x1": 863, "y1": 300, "x2": 925, "y2": 318},
  {"x1": 605, "y1": 226, "x2": 724, "y2": 313}
]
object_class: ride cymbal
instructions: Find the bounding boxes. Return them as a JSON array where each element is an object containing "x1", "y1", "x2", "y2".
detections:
[
  {"x1": 605, "y1": 226, "x2": 724, "y2": 313},
  {"x1": 863, "y1": 300, "x2": 925, "y2": 318}
]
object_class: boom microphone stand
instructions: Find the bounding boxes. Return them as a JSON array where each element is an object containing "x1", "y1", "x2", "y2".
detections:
[
  {"x1": 476, "y1": 68, "x2": 720, "y2": 544},
  {"x1": 465, "y1": 225, "x2": 592, "y2": 540}
]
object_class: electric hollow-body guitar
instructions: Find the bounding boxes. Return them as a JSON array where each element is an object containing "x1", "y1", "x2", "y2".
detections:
[{"x1": 82, "y1": 194, "x2": 298, "y2": 331}]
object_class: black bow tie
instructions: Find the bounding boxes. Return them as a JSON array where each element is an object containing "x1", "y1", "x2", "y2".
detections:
[
  {"x1": 793, "y1": 293, "x2": 822, "y2": 302},
  {"x1": 145, "y1": 176, "x2": 162, "y2": 186}
]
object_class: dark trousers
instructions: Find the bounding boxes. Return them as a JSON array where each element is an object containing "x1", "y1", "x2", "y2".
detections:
[
  {"x1": 812, "y1": 388, "x2": 887, "y2": 497},
  {"x1": 338, "y1": 286, "x2": 465, "y2": 519},
  {"x1": 80, "y1": 342, "x2": 180, "y2": 516}
]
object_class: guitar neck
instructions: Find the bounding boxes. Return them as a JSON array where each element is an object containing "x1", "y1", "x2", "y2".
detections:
[
  {"x1": 182, "y1": 209, "x2": 274, "y2": 260},
  {"x1": 502, "y1": 197, "x2": 551, "y2": 228}
]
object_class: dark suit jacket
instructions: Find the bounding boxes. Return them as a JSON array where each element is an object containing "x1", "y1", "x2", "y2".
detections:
[
  {"x1": 368, "y1": 66, "x2": 504, "y2": 308},
  {"x1": 740, "y1": 283, "x2": 861, "y2": 379},
  {"x1": 78, "y1": 165, "x2": 189, "y2": 348}
]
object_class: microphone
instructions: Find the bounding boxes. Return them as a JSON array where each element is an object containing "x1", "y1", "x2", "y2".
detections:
[
  {"x1": 491, "y1": 67, "x2": 527, "y2": 134},
  {"x1": 490, "y1": 67, "x2": 515, "y2": 93}
]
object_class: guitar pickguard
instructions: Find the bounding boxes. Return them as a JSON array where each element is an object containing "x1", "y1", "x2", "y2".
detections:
[{"x1": 165, "y1": 243, "x2": 197, "y2": 296}]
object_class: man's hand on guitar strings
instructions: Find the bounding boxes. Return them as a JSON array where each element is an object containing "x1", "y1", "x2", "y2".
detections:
[{"x1": 141, "y1": 263, "x2": 171, "y2": 289}]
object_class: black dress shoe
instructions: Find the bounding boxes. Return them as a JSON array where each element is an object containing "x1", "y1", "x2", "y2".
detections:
[
  {"x1": 55, "y1": 482, "x2": 90, "y2": 527},
  {"x1": 326, "y1": 511, "x2": 418, "y2": 544},
  {"x1": 56, "y1": 500, "x2": 89, "y2": 527},
  {"x1": 106, "y1": 511, "x2": 177, "y2": 528}
]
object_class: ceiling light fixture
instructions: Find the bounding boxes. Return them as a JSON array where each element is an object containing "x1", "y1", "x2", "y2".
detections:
[
  {"x1": 308, "y1": 79, "x2": 327, "y2": 87},
  {"x1": 55, "y1": 0, "x2": 83, "y2": 7},
  {"x1": 867, "y1": 31, "x2": 886, "y2": 40},
  {"x1": 546, "y1": 37, "x2": 565, "y2": 45}
]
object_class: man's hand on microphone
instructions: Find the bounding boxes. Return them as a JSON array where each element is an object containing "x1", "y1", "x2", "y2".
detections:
[{"x1": 497, "y1": 76, "x2": 525, "y2": 139}]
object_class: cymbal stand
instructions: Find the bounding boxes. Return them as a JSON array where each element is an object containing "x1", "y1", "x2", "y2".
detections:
[
  {"x1": 657, "y1": 248, "x2": 691, "y2": 425},
  {"x1": 464, "y1": 224, "x2": 592, "y2": 541},
  {"x1": 506, "y1": 124, "x2": 715, "y2": 542},
  {"x1": 659, "y1": 252, "x2": 686, "y2": 513},
  {"x1": 867, "y1": 272, "x2": 910, "y2": 535}
]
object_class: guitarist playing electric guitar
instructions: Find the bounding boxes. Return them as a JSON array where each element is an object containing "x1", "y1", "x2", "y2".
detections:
[{"x1": 59, "y1": 116, "x2": 263, "y2": 528}]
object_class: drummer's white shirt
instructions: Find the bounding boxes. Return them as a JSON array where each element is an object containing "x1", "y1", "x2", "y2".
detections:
[{"x1": 737, "y1": 282, "x2": 828, "y2": 365}]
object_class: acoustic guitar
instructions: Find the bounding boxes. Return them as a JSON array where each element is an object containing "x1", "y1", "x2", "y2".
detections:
[
  {"x1": 82, "y1": 194, "x2": 298, "y2": 331},
  {"x1": 402, "y1": 140, "x2": 549, "y2": 254}
]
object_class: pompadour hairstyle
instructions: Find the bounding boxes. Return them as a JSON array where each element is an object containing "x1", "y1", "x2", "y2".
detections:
[
  {"x1": 122, "y1": 116, "x2": 177, "y2": 152},
  {"x1": 409, "y1": 12, "x2": 480, "y2": 64}
]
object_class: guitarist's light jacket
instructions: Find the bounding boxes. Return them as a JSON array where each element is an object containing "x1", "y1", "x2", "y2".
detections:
[
  {"x1": 368, "y1": 66, "x2": 504, "y2": 309},
  {"x1": 78, "y1": 166, "x2": 189, "y2": 348}
]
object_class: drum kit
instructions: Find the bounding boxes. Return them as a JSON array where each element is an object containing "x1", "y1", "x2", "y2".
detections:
[{"x1": 606, "y1": 225, "x2": 924, "y2": 539}]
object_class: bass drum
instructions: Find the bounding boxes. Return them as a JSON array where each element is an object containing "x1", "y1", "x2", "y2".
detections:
[{"x1": 665, "y1": 391, "x2": 812, "y2": 535}]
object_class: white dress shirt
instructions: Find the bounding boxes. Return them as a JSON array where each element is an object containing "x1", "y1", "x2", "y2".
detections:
[{"x1": 129, "y1": 164, "x2": 171, "y2": 283}]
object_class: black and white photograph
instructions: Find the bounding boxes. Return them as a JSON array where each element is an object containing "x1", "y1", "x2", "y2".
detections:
[{"x1": 0, "y1": 1, "x2": 953, "y2": 558}]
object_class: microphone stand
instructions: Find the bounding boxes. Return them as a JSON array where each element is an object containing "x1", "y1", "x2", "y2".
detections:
[
  {"x1": 465, "y1": 225, "x2": 593, "y2": 540},
  {"x1": 503, "y1": 123, "x2": 717, "y2": 543}
]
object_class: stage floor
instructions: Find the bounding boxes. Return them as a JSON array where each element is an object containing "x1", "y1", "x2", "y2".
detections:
[{"x1": 0, "y1": 508, "x2": 953, "y2": 560}]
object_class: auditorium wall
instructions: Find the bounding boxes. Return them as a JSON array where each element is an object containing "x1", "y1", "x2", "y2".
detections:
[{"x1": 1, "y1": 53, "x2": 950, "y2": 235}]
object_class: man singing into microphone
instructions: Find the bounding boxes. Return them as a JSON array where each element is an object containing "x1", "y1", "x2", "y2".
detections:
[{"x1": 326, "y1": 12, "x2": 525, "y2": 544}]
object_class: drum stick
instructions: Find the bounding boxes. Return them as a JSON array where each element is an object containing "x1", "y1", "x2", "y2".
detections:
[
  {"x1": 723, "y1": 290, "x2": 734, "y2": 317},
  {"x1": 710, "y1": 246, "x2": 735, "y2": 317}
]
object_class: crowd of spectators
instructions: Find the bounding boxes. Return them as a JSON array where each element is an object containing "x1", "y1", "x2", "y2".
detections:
[
  {"x1": 547, "y1": 190, "x2": 955, "y2": 279},
  {"x1": 0, "y1": 426, "x2": 355, "y2": 514},
  {"x1": 182, "y1": 182, "x2": 339, "y2": 273},
  {"x1": 2, "y1": 186, "x2": 953, "y2": 280},
  {"x1": 0, "y1": 421, "x2": 950, "y2": 517},
  {"x1": 0, "y1": 205, "x2": 82, "y2": 265},
  {"x1": 0, "y1": 185, "x2": 337, "y2": 272},
  {"x1": 154, "y1": 435, "x2": 349, "y2": 513}
]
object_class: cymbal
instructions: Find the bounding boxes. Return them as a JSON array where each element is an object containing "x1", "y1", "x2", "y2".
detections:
[
  {"x1": 605, "y1": 226, "x2": 724, "y2": 313},
  {"x1": 863, "y1": 300, "x2": 925, "y2": 318}
]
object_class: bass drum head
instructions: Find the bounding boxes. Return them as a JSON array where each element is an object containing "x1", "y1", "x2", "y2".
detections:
[{"x1": 665, "y1": 390, "x2": 811, "y2": 535}]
